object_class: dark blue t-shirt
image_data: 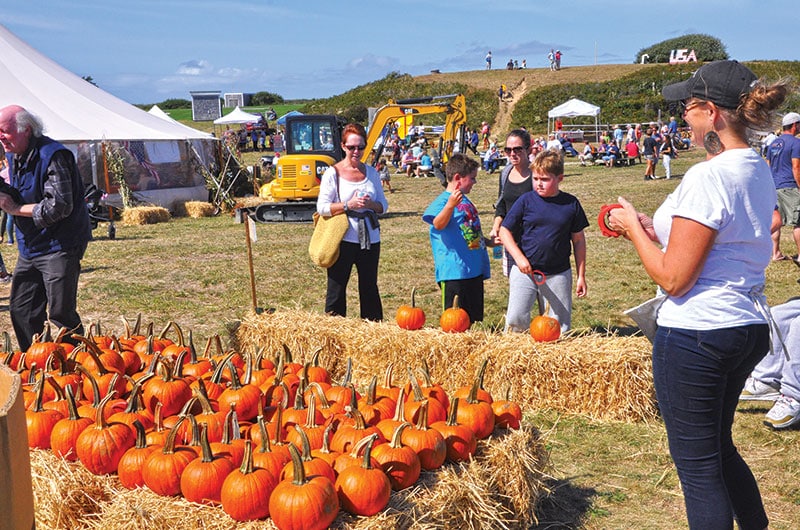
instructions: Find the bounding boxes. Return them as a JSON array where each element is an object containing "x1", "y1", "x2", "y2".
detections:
[
  {"x1": 501, "y1": 190, "x2": 588, "y2": 275},
  {"x1": 767, "y1": 133, "x2": 800, "y2": 189}
]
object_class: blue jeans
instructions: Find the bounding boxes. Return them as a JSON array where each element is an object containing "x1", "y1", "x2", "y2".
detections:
[{"x1": 653, "y1": 324, "x2": 770, "y2": 530}]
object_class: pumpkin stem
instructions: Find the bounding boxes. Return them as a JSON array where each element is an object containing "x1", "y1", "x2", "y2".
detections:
[
  {"x1": 256, "y1": 415, "x2": 273, "y2": 453},
  {"x1": 407, "y1": 369, "x2": 425, "y2": 402},
  {"x1": 390, "y1": 386, "x2": 407, "y2": 422},
  {"x1": 446, "y1": 397, "x2": 461, "y2": 426},
  {"x1": 410, "y1": 287, "x2": 418, "y2": 308},
  {"x1": 286, "y1": 444, "x2": 308, "y2": 486},
  {"x1": 365, "y1": 375, "x2": 378, "y2": 406},
  {"x1": 390, "y1": 422, "x2": 411, "y2": 448},
  {"x1": 239, "y1": 439, "x2": 255, "y2": 475},
  {"x1": 360, "y1": 433, "x2": 378, "y2": 470},
  {"x1": 132, "y1": 419, "x2": 148, "y2": 449},
  {"x1": 197, "y1": 422, "x2": 215, "y2": 463},
  {"x1": 414, "y1": 401, "x2": 430, "y2": 431}
]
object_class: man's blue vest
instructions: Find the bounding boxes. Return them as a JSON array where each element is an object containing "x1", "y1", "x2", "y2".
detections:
[{"x1": 6, "y1": 136, "x2": 91, "y2": 259}]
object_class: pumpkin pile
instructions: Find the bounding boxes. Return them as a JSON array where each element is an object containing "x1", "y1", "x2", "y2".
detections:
[{"x1": 9, "y1": 319, "x2": 524, "y2": 528}]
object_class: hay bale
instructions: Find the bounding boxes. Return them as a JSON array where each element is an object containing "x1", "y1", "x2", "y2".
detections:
[
  {"x1": 121, "y1": 206, "x2": 171, "y2": 225},
  {"x1": 182, "y1": 201, "x2": 216, "y2": 218},
  {"x1": 236, "y1": 309, "x2": 657, "y2": 422},
  {"x1": 31, "y1": 425, "x2": 547, "y2": 529},
  {"x1": 234, "y1": 196, "x2": 268, "y2": 209}
]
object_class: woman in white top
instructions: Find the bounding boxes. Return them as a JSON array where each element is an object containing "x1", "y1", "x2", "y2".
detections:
[
  {"x1": 316, "y1": 123, "x2": 388, "y2": 320},
  {"x1": 609, "y1": 60, "x2": 789, "y2": 530}
]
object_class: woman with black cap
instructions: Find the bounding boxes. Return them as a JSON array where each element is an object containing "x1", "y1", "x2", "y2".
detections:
[{"x1": 608, "y1": 61, "x2": 789, "y2": 529}]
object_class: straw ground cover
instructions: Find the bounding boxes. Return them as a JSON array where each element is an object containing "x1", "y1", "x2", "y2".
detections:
[{"x1": 6, "y1": 147, "x2": 800, "y2": 528}]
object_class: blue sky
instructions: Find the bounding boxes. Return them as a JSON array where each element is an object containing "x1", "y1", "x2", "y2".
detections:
[{"x1": 2, "y1": 1, "x2": 797, "y2": 105}]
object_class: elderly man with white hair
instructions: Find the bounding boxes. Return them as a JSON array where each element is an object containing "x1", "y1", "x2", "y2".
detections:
[{"x1": 0, "y1": 105, "x2": 91, "y2": 351}]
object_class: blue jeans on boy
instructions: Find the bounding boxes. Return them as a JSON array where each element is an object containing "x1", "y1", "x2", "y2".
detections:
[
  {"x1": 484, "y1": 159, "x2": 499, "y2": 173},
  {"x1": 652, "y1": 324, "x2": 770, "y2": 530}
]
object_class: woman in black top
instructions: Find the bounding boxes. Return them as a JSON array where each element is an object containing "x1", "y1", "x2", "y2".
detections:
[{"x1": 489, "y1": 129, "x2": 533, "y2": 275}]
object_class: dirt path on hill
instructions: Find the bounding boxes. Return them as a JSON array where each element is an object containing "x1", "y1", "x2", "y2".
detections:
[{"x1": 493, "y1": 77, "x2": 528, "y2": 142}]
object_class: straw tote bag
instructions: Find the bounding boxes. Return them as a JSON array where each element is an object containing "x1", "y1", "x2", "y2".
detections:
[{"x1": 309, "y1": 170, "x2": 349, "y2": 268}]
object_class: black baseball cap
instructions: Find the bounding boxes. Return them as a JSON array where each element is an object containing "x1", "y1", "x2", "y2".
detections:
[{"x1": 662, "y1": 60, "x2": 758, "y2": 109}]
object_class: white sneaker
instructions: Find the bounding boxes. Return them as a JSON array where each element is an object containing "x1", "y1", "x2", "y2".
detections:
[
  {"x1": 764, "y1": 395, "x2": 800, "y2": 429},
  {"x1": 739, "y1": 377, "x2": 780, "y2": 401}
]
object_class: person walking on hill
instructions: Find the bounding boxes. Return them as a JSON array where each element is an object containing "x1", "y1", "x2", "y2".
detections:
[
  {"x1": 608, "y1": 60, "x2": 789, "y2": 530},
  {"x1": 485, "y1": 51, "x2": 492, "y2": 70}
]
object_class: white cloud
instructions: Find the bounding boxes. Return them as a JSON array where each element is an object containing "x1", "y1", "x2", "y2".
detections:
[{"x1": 176, "y1": 60, "x2": 213, "y2": 76}]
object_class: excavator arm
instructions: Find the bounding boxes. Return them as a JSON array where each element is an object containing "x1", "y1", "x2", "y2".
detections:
[{"x1": 361, "y1": 94, "x2": 467, "y2": 168}]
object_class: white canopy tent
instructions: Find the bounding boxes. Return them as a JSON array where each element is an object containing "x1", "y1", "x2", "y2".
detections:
[
  {"x1": 547, "y1": 98, "x2": 601, "y2": 141},
  {"x1": 213, "y1": 106, "x2": 261, "y2": 125},
  {"x1": 0, "y1": 24, "x2": 218, "y2": 210}
]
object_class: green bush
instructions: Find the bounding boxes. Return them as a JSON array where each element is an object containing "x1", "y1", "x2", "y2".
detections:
[
  {"x1": 298, "y1": 72, "x2": 498, "y2": 129},
  {"x1": 635, "y1": 34, "x2": 728, "y2": 64},
  {"x1": 511, "y1": 61, "x2": 800, "y2": 129}
]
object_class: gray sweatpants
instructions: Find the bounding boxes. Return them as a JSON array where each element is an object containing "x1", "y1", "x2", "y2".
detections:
[
  {"x1": 751, "y1": 298, "x2": 800, "y2": 401},
  {"x1": 505, "y1": 266, "x2": 572, "y2": 333}
]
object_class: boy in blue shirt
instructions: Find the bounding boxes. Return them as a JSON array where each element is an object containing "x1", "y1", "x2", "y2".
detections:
[
  {"x1": 423, "y1": 154, "x2": 495, "y2": 324},
  {"x1": 499, "y1": 150, "x2": 588, "y2": 333}
]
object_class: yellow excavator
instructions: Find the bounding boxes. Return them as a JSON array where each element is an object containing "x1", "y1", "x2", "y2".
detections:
[{"x1": 252, "y1": 94, "x2": 467, "y2": 222}]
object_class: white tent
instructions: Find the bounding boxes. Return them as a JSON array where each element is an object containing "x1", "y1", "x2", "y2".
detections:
[
  {"x1": 213, "y1": 106, "x2": 261, "y2": 125},
  {"x1": 0, "y1": 24, "x2": 218, "y2": 210},
  {"x1": 547, "y1": 98, "x2": 601, "y2": 141}
]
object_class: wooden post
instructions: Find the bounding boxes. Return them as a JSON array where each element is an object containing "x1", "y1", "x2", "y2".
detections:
[
  {"x1": 244, "y1": 215, "x2": 259, "y2": 313},
  {"x1": 0, "y1": 364, "x2": 35, "y2": 530}
]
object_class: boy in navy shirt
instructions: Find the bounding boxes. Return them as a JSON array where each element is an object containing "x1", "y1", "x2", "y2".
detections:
[{"x1": 499, "y1": 150, "x2": 588, "y2": 333}]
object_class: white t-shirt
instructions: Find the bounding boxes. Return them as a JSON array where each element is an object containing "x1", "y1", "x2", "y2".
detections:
[
  {"x1": 317, "y1": 165, "x2": 388, "y2": 244},
  {"x1": 653, "y1": 148, "x2": 775, "y2": 330}
]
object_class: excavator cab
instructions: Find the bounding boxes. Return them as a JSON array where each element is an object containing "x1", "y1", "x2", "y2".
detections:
[{"x1": 264, "y1": 115, "x2": 344, "y2": 201}]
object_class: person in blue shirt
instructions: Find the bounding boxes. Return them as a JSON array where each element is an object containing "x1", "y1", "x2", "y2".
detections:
[
  {"x1": 423, "y1": 154, "x2": 494, "y2": 324},
  {"x1": 766, "y1": 111, "x2": 800, "y2": 261}
]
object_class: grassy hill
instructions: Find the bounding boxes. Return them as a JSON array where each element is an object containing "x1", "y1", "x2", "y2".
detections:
[{"x1": 293, "y1": 61, "x2": 800, "y2": 139}]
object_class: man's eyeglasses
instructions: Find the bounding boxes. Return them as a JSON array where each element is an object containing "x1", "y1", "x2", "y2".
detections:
[
  {"x1": 503, "y1": 146, "x2": 527, "y2": 155},
  {"x1": 344, "y1": 144, "x2": 366, "y2": 152}
]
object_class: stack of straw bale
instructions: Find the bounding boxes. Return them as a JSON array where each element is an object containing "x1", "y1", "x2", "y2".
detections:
[
  {"x1": 236, "y1": 309, "x2": 657, "y2": 423},
  {"x1": 121, "y1": 206, "x2": 171, "y2": 225},
  {"x1": 30, "y1": 426, "x2": 548, "y2": 529}
]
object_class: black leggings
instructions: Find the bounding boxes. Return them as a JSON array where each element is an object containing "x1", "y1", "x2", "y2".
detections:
[{"x1": 325, "y1": 241, "x2": 383, "y2": 320}]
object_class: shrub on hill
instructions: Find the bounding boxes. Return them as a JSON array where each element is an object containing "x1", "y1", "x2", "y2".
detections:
[
  {"x1": 635, "y1": 34, "x2": 728, "y2": 64},
  {"x1": 299, "y1": 72, "x2": 498, "y2": 129},
  {"x1": 511, "y1": 62, "x2": 800, "y2": 130}
]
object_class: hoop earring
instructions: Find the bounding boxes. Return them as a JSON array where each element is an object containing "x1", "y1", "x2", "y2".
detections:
[{"x1": 703, "y1": 131, "x2": 723, "y2": 156}]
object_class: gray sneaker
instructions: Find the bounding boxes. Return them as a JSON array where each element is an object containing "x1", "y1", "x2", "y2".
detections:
[
  {"x1": 764, "y1": 395, "x2": 800, "y2": 429},
  {"x1": 739, "y1": 377, "x2": 780, "y2": 401}
]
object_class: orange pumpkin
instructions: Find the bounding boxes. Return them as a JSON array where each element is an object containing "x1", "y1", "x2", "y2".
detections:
[
  {"x1": 530, "y1": 313, "x2": 561, "y2": 342},
  {"x1": 396, "y1": 287, "x2": 426, "y2": 330},
  {"x1": 440, "y1": 295, "x2": 470, "y2": 333}
]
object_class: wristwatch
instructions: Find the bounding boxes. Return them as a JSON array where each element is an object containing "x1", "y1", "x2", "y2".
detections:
[{"x1": 343, "y1": 200, "x2": 349, "y2": 212}]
